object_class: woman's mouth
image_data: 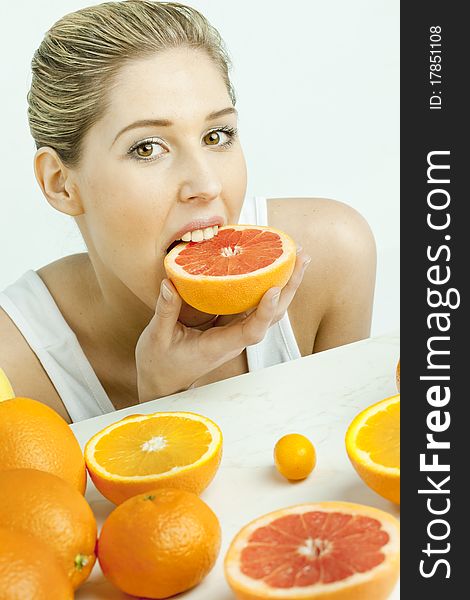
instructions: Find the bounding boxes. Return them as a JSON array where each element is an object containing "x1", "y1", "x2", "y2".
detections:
[
  {"x1": 164, "y1": 220, "x2": 223, "y2": 254},
  {"x1": 165, "y1": 225, "x2": 220, "y2": 254}
]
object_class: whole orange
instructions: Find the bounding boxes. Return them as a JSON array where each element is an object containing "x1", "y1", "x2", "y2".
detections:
[
  {"x1": 0, "y1": 397, "x2": 86, "y2": 493},
  {"x1": 274, "y1": 433, "x2": 317, "y2": 480},
  {"x1": 0, "y1": 469, "x2": 97, "y2": 590},
  {"x1": 0, "y1": 527, "x2": 73, "y2": 600},
  {"x1": 98, "y1": 488, "x2": 221, "y2": 598}
]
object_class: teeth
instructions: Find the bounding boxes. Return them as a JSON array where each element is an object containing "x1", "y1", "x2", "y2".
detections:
[
  {"x1": 179, "y1": 225, "x2": 219, "y2": 244},
  {"x1": 191, "y1": 229, "x2": 204, "y2": 242},
  {"x1": 203, "y1": 227, "x2": 214, "y2": 240}
]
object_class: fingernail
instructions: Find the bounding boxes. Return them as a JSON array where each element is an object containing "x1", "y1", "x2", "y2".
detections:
[
  {"x1": 161, "y1": 281, "x2": 173, "y2": 302},
  {"x1": 272, "y1": 289, "x2": 281, "y2": 305},
  {"x1": 296, "y1": 244, "x2": 303, "y2": 254}
]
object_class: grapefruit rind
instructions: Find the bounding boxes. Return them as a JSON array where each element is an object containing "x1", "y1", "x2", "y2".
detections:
[
  {"x1": 84, "y1": 412, "x2": 223, "y2": 504},
  {"x1": 345, "y1": 396, "x2": 400, "y2": 505},
  {"x1": 224, "y1": 501, "x2": 400, "y2": 600},
  {"x1": 164, "y1": 225, "x2": 297, "y2": 315}
]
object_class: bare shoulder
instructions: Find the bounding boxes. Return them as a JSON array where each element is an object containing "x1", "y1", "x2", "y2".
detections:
[
  {"x1": 268, "y1": 196, "x2": 376, "y2": 288},
  {"x1": 0, "y1": 307, "x2": 72, "y2": 423},
  {"x1": 267, "y1": 197, "x2": 376, "y2": 353},
  {"x1": 37, "y1": 252, "x2": 90, "y2": 289},
  {"x1": 267, "y1": 197, "x2": 375, "y2": 251}
]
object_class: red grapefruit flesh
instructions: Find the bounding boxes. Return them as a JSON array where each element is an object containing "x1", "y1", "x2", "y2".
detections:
[
  {"x1": 224, "y1": 501, "x2": 400, "y2": 600},
  {"x1": 164, "y1": 225, "x2": 296, "y2": 315}
]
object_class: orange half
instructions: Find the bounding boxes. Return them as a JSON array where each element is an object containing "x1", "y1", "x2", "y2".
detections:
[
  {"x1": 85, "y1": 411, "x2": 223, "y2": 504},
  {"x1": 345, "y1": 395, "x2": 400, "y2": 504}
]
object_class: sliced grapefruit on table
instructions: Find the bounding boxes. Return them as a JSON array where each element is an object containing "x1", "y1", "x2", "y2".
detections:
[
  {"x1": 84, "y1": 411, "x2": 223, "y2": 505},
  {"x1": 224, "y1": 501, "x2": 399, "y2": 600},
  {"x1": 164, "y1": 225, "x2": 297, "y2": 315},
  {"x1": 345, "y1": 395, "x2": 400, "y2": 505}
]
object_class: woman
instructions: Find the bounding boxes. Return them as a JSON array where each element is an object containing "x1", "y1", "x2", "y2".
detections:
[{"x1": 0, "y1": 1, "x2": 375, "y2": 423}]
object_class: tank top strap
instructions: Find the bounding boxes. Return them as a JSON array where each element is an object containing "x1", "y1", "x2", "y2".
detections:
[
  {"x1": 254, "y1": 195, "x2": 269, "y2": 226},
  {"x1": 0, "y1": 270, "x2": 115, "y2": 422},
  {"x1": 239, "y1": 196, "x2": 302, "y2": 372},
  {"x1": 238, "y1": 195, "x2": 268, "y2": 227}
]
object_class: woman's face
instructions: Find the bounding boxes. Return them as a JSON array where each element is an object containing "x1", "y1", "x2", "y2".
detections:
[{"x1": 73, "y1": 47, "x2": 247, "y2": 310}]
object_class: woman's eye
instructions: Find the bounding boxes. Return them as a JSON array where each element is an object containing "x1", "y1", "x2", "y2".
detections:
[
  {"x1": 131, "y1": 140, "x2": 166, "y2": 160},
  {"x1": 203, "y1": 129, "x2": 235, "y2": 147},
  {"x1": 136, "y1": 143, "x2": 154, "y2": 157},
  {"x1": 204, "y1": 131, "x2": 222, "y2": 146}
]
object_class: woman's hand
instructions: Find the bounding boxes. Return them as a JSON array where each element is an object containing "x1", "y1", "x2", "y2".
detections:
[{"x1": 135, "y1": 249, "x2": 311, "y2": 402}]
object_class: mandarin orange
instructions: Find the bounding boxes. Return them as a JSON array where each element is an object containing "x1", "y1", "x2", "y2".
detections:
[
  {"x1": 98, "y1": 488, "x2": 221, "y2": 598},
  {"x1": 274, "y1": 433, "x2": 316, "y2": 480}
]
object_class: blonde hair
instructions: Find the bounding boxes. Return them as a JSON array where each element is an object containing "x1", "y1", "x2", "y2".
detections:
[{"x1": 27, "y1": 0, "x2": 236, "y2": 166}]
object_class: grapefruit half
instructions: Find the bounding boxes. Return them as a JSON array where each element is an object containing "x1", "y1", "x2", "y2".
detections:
[
  {"x1": 224, "y1": 501, "x2": 399, "y2": 600},
  {"x1": 164, "y1": 225, "x2": 296, "y2": 315}
]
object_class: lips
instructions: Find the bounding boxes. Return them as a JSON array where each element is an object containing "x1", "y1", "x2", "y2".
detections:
[{"x1": 163, "y1": 216, "x2": 225, "y2": 252}]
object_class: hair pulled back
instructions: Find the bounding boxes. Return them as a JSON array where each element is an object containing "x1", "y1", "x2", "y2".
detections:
[{"x1": 28, "y1": 0, "x2": 235, "y2": 165}]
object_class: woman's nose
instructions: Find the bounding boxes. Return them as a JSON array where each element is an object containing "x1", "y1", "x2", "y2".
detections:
[{"x1": 177, "y1": 152, "x2": 222, "y2": 204}]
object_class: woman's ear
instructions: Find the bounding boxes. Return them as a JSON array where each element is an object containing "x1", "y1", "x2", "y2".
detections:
[{"x1": 34, "y1": 147, "x2": 84, "y2": 216}]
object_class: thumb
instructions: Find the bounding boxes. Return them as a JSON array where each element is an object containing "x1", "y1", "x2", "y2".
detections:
[{"x1": 151, "y1": 279, "x2": 182, "y2": 343}]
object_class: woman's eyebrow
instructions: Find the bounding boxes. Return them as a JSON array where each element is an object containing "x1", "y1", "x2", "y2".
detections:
[
  {"x1": 206, "y1": 106, "x2": 238, "y2": 121},
  {"x1": 112, "y1": 107, "x2": 237, "y2": 146}
]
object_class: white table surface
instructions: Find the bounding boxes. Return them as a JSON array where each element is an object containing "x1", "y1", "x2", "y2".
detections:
[{"x1": 71, "y1": 331, "x2": 400, "y2": 600}]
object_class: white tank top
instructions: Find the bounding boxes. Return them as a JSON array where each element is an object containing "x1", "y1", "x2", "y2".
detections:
[{"x1": 0, "y1": 196, "x2": 301, "y2": 422}]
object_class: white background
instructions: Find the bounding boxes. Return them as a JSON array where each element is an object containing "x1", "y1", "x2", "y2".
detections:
[{"x1": 0, "y1": 0, "x2": 399, "y2": 336}]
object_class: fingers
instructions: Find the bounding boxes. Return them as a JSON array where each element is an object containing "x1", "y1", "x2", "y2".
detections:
[
  {"x1": 149, "y1": 279, "x2": 182, "y2": 344},
  {"x1": 249, "y1": 286, "x2": 282, "y2": 333}
]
